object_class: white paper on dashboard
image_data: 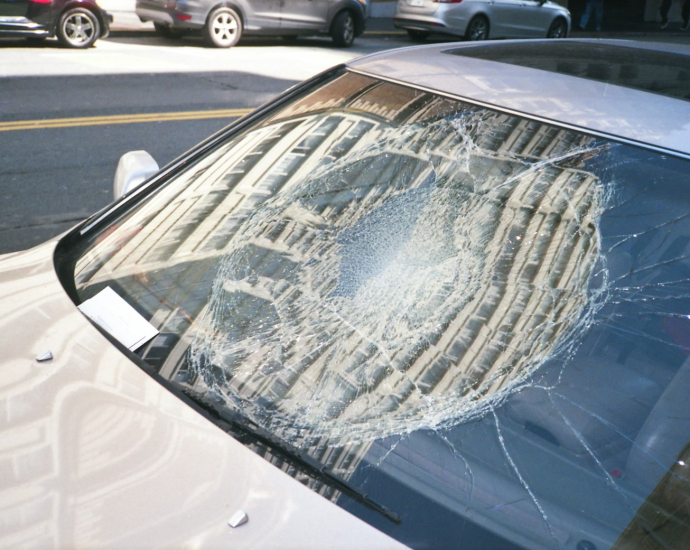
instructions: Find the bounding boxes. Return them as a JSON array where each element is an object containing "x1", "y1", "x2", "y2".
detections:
[{"x1": 78, "y1": 286, "x2": 159, "y2": 351}]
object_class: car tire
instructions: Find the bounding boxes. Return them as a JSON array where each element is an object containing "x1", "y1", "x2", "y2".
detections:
[
  {"x1": 465, "y1": 15, "x2": 489, "y2": 41},
  {"x1": 204, "y1": 7, "x2": 242, "y2": 48},
  {"x1": 407, "y1": 29, "x2": 430, "y2": 41},
  {"x1": 154, "y1": 22, "x2": 186, "y2": 39},
  {"x1": 330, "y1": 11, "x2": 355, "y2": 47},
  {"x1": 57, "y1": 8, "x2": 100, "y2": 49},
  {"x1": 547, "y1": 18, "x2": 568, "y2": 38}
]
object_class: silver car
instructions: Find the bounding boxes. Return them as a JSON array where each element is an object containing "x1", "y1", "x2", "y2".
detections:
[
  {"x1": 136, "y1": 0, "x2": 368, "y2": 47},
  {"x1": 394, "y1": 0, "x2": 570, "y2": 40}
]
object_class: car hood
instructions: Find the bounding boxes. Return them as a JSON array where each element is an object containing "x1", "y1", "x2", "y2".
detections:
[
  {"x1": 0, "y1": 241, "x2": 406, "y2": 549},
  {"x1": 545, "y1": 1, "x2": 569, "y2": 12}
]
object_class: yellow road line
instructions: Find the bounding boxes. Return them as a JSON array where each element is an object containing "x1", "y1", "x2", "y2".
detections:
[{"x1": 0, "y1": 108, "x2": 254, "y2": 132}]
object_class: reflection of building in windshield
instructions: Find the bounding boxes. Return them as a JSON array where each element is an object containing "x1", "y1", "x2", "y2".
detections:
[{"x1": 75, "y1": 74, "x2": 602, "y2": 489}]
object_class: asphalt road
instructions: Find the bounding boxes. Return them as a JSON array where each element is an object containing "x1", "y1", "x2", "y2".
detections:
[{"x1": 0, "y1": 32, "x2": 411, "y2": 254}]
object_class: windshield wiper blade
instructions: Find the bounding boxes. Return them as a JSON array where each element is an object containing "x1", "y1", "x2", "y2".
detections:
[{"x1": 181, "y1": 388, "x2": 401, "y2": 525}]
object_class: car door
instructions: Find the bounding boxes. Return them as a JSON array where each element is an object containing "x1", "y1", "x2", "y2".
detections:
[
  {"x1": 0, "y1": 0, "x2": 28, "y2": 16},
  {"x1": 486, "y1": 0, "x2": 531, "y2": 37},
  {"x1": 280, "y1": 0, "x2": 330, "y2": 31},
  {"x1": 0, "y1": 0, "x2": 30, "y2": 31},
  {"x1": 0, "y1": 0, "x2": 29, "y2": 24},
  {"x1": 516, "y1": 0, "x2": 557, "y2": 36},
  {"x1": 241, "y1": 0, "x2": 282, "y2": 30}
]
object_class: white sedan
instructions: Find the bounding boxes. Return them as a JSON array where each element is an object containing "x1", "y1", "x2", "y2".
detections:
[{"x1": 2, "y1": 39, "x2": 690, "y2": 550}]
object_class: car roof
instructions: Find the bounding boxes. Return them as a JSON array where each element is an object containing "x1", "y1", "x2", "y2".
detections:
[{"x1": 347, "y1": 39, "x2": 690, "y2": 158}]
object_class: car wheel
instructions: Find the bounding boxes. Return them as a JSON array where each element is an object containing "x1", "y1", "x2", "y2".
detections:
[
  {"x1": 407, "y1": 29, "x2": 430, "y2": 41},
  {"x1": 547, "y1": 18, "x2": 568, "y2": 38},
  {"x1": 465, "y1": 15, "x2": 489, "y2": 41},
  {"x1": 57, "y1": 8, "x2": 100, "y2": 48},
  {"x1": 204, "y1": 7, "x2": 242, "y2": 48},
  {"x1": 330, "y1": 11, "x2": 355, "y2": 47},
  {"x1": 154, "y1": 22, "x2": 186, "y2": 39}
]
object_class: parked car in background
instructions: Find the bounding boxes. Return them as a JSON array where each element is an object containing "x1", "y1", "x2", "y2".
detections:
[
  {"x1": 135, "y1": 0, "x2": 368, "y2": 47},
  {"x1": 394, "y1": 0, "x2": 570, "y2": 40},
  {"x1": 2, "y1": 39, "x2": 690, "y2": 549},
  {"x1": 0, "y1": 0, "x2": 111, "y2": 48}
]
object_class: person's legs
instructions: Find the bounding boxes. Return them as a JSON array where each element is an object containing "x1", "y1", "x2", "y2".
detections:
[
  {"x1": 594, "y1": 0, "x2": 604, "y2": 30},
  {"x1": 660, "y1": 0, "x2": 672, "y2": 27},
  {"x1": 682, "y1": 0, "x2": 689, "y2": 29},
  {"x1": 580, "y1": 0, "x2": 594, "y2": 28}
]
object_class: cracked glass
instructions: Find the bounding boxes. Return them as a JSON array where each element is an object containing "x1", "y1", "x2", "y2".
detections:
[{"x1": 71, "y1": 70, "x2": 690, "y2": 550}]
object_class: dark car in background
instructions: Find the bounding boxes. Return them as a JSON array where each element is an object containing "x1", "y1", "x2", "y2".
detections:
[
  {"x1": 0, "y1": 0, "x2": 111, "y2": 48},
  {"x1": 136, "y1": 0, "x2": 368, "y2": 47}
]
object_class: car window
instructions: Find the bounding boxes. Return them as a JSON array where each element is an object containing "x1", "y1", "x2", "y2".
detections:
[{"x1": 66, "y1": 70, "x2": 690, "y2": 550}]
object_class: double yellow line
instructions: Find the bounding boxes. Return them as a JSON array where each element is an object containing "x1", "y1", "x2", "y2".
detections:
[{"x1": 0, "y1": 108, "x2": 254, "y2": 132}]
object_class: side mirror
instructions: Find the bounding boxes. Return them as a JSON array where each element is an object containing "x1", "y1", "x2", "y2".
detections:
[{"x1": 113, "y1": 150, "x2": 159, "y2": 200}]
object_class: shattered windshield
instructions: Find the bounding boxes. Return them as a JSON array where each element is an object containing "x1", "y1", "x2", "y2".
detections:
[{"x1": 71, "y1": 70, "x2": 690, "y2": 550}]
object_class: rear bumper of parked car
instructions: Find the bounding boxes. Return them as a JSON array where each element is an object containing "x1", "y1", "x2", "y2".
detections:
[
  {"x1": 136, "y1": 4, "x2": 205, "y2": 29},
  {"x1": 394, "y1": 1, "x2": 470, "y2": 36},
  {"x1": 394, "y1": 16, "x2": 449, "y2": 32},
  {"x1": 394, "y1": 15, "x2": 470, "y2": 36}
]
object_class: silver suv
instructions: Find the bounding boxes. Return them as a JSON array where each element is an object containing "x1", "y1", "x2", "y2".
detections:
[{"x1": 136, "y1": 0, "x2": 368, "y2": 47}]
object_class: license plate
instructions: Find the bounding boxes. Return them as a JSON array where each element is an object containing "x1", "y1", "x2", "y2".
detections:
[{"x1": 409, "y1": 0, "x2": 425, "y2": 6}]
